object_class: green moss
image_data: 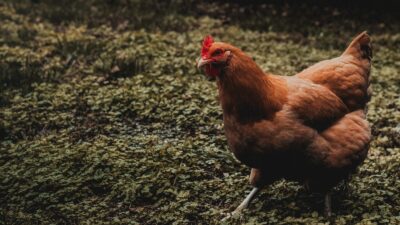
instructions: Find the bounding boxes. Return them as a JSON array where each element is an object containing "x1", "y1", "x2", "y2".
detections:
[{"x1": 0, "y1": 1, "x2": 399, "y2": 224}]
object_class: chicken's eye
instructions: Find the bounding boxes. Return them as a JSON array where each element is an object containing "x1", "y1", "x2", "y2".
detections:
[{"x1": 212, "y1": 49, "x2": 223, "y2": 56}]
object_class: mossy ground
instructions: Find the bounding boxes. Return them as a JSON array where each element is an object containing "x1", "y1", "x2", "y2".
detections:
[{"x1": 0, "y1": 1, "x2": 399, "y2": 224}]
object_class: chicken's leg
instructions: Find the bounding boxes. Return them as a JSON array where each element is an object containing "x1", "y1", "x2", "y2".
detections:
[
  {"x1": 222, "y1": 187, "x2": 260, "y2": 221},
  {"x1": 324, "y1": 192, "x2": 332, "y2": 218}
]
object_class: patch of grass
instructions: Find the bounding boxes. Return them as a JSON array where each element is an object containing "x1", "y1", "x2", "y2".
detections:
[{"x1": 0, "y1": 1, "x2": 399, "y2": 224}]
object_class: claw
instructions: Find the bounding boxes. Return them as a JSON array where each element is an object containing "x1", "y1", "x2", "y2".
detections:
[{"x1": 221, "y1": 187, "x2": 260, "y2": 221}]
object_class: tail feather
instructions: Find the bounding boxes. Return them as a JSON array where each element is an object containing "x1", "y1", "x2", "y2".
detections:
[
  {"x1": 343, "y1": 31, "x2": 372, "y2": 110},
  {"x1": 342, "y1": 31, "x2": 372, "y2": 61},
  {"x1": 297, "y1": 32, "x2": 373, "y2": 111}
]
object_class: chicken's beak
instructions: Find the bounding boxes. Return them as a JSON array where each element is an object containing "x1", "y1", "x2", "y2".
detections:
[{"x1": 197, "y1": 58, "x2": 210, "y2": 70}]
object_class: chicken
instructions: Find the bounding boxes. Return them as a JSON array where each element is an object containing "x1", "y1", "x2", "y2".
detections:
[{"x1": 197, "y1": 32, "x2": 372, "y2": 218}]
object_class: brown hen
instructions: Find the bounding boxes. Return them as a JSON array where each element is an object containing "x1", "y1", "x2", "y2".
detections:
[{"x1": 197, "y1": 32, "x2": 372, "y2": 218}]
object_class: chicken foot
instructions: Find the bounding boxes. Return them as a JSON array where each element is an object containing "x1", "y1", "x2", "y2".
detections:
[{"x1": 222, "y1": 187, "x2": 260, "y2": 221}]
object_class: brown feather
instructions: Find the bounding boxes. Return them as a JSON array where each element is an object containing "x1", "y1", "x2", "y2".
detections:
[{"x1": 210, "y1": 32, "x2": 372, "y2": 193}]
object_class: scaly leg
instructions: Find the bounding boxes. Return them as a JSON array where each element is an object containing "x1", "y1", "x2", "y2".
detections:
[
  {"x1": 222, "y1": 187, "x2": 260, "y2": 221},
  {"x1": 324, "y1": 192, "x2": 332, "y2": 218}
]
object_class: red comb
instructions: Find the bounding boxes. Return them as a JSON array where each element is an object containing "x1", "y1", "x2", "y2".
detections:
[{"x1": 201, "y1": 35, "x2": 214, "y2": 58}]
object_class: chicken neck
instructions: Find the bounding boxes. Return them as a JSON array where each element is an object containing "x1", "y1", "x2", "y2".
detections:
[{"x1": 216, "y1": 55, "x2": 287, "y2": 122}]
